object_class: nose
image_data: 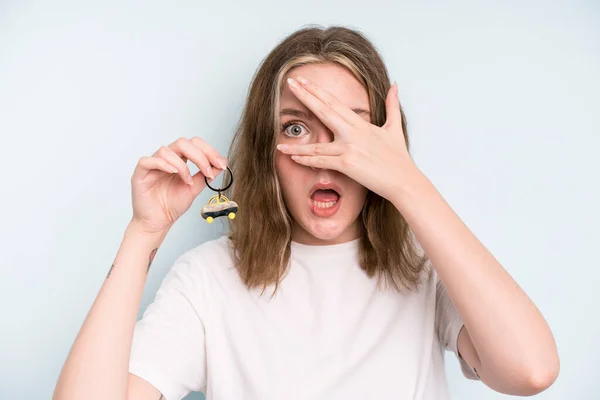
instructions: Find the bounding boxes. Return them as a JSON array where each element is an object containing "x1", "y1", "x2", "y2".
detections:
[
  {"x1": 310, "y1": 128, "x2": 334, "y2": 171},
  {"x1": 316, "y1": 127, "x2": 334, "y2": 144}
]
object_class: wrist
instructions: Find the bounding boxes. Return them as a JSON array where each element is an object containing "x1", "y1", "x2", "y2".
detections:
[
  {"x1": 126, "y1": 219, "x2": 171, "y2": 244},
  {"x1": 389, "y1": 162, "x2": 430, "y2": 210}
]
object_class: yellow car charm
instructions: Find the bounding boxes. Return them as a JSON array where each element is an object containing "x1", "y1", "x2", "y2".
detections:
[{"x1": 201, "y1": 166, "x2": 238, "y2": 224}]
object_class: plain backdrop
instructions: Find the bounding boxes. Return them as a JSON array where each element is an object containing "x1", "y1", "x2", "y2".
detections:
[{"x1": 1, "y1": 1, "x2": 598, "y2": 399}]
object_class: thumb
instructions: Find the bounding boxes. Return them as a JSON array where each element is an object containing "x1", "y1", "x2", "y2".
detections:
[
  {"x1": 382, "y1": 81, "x2": 401, "y2": 131},
  {"x1": 190, "y1": 170, "x2": 211, "y2": 197}
]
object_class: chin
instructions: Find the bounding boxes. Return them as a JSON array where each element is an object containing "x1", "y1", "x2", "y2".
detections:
[
  {"x1": 309, "y1": 221, "x2": 348, "y2": 240},
  {"x1": 295, "y1": 213, "x2": 360, "y2": 244}
]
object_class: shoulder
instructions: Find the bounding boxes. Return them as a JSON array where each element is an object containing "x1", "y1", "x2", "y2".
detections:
[
  {"x1": 175, "y1": 235, "x2": 233, "y2": 267},
  {"x1": 168, "y1": 235, "x2": 241, "y2": 289},
  {"x1": 186, "y1": 234, "x2": 233, "y2": 261}
]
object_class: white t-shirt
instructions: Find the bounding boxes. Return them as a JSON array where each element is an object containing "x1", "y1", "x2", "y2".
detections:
[{"x1": 129, "y1": 236, "x2": 479, "y2": 400}]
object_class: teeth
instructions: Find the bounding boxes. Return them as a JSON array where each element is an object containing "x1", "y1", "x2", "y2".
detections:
[{"x1": 312, "y1": 200, "x2": 337, "y2": 209}]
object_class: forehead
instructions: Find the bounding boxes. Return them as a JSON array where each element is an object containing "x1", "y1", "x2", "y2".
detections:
[{"x1": 280, "y1": 63, "x2": 369, "y2": 112}]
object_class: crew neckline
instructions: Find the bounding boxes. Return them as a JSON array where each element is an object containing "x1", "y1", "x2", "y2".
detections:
[{"x1": 290, "y1": 238, "x2": 360, "y2": 259}]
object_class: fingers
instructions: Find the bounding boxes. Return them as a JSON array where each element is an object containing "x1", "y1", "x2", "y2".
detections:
[
  {"x1": 276, "y1": 142, "x2": 343, "y2": 156},
  {"x1": 155, "y1": 145, "x2": 195, "y2": 185},
  {"x1": 291, "y1": 76, "x2": 366, "y2": 126},
  {"x1": 137, "y1": 156, "x2": 178, "y2": 174},
  {"x1": 133, "y1": 156, "x2": 179, "y2": 182},
  {"x1": 382, "y1": 82, "x2": 402, "y2": 131},
  {"x1": 142, "y1": 137, "x2": 227, "y2": 186},
  {"x1": 168, "y1": 137, "x2": 223, "y2": 180},
  {"x1": 190, "y1": 136, "x2": 228, "y2": 170},
  {"x1": 290, "y1": 155, "x2": 340, "y2": 171},
  {"x1": 286, "y1": 77, "x2": 349, "y2": 137}
]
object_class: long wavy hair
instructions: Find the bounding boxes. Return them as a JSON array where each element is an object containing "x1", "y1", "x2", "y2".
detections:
[{"x1": 226, "y1": 25, "x2": 428, "y2": 294}]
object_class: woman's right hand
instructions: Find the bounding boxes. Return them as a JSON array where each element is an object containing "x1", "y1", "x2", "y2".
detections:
[{"x1": 130, "y1": 137, "x2": 227, "y2": 234}]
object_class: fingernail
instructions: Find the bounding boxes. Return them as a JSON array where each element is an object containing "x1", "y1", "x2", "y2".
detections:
[
  {"x1": 186, "y1": 175, "x2": 194, "y2": 185},
  {"x1": 217, "y1": 157, "x2": 227, "y2": 169},
  {"x1": 296, "y1": 76, "x2": 309, "y2": 85},
  {"x1": 287, "y1": 77, "x2": 299, "y2": 88},
  {"x1": 277, "y1": 144, "x2": 287, "y2": 151}
]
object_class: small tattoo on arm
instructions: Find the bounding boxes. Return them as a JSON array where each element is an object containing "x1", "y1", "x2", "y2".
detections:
[
  {"x1": 106, "y1": 262, "x2": 115, "y2": 278},
  {"x1": 147, "y1": 248, "x2": 158, "y2": 273},
  {"x1": 107, "y1": 247, "x2": 156, "y2": 278}
]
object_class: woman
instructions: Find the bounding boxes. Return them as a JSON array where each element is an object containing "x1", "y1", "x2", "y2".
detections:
[{"x1": 54, "y1": 26, "x2": 559, "y2": 400}]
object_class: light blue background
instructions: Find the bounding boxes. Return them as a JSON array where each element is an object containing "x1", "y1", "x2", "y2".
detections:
[{"x1": 1, "y1": 1, "x2": 598, "y2": 399}]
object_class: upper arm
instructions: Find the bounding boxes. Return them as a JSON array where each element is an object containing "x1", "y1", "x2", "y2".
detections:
[{"x1": 127, "y1": 373, "x2": 163, "y2": 400}]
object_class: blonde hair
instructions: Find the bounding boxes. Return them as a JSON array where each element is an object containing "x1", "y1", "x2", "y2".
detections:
[{"x1": 226, "y1": 25, "x2": 428, "y2": 293}]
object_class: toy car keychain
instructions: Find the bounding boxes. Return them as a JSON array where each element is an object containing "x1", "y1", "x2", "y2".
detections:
[{"x1": 201, "y1": 166, "x2": 238, "y2": 224}]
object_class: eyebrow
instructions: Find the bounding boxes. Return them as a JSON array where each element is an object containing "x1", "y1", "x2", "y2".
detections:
[{"x1": 280, "y1": 107, "x2": 370, "y2": 119}]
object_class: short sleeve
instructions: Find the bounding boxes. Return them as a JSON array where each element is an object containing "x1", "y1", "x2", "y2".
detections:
[
  {"x1": 129, "y1": 253, "x2": 207, "y2": 399},
  {"x1": 435, "y1": 274, "x2": 480, "y2": 380}
]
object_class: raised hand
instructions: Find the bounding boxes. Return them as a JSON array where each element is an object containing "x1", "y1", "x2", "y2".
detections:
[
  {"x1": 277, "y1": 77, "x2": 415, "y2": 201},
  {"x1": 130, "y1": 136, "x2": 227, "y2": 234}
]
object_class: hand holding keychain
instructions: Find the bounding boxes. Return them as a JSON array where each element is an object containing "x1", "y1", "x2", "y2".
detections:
[{"x1": 201, "y1": 166, "x2": 238, "y2": 224}]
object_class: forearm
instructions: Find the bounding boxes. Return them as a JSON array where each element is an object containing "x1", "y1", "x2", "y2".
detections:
[
  {"x1": 53, "y1": 221, "x2": 169, "y2": 400},
  {"x1": 390, "y1": 166, "x2": 558, "y2": 393}
]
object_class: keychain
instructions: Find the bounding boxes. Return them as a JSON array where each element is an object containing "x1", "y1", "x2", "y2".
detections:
[{"x1": 201, "y1": 166, "x2": 238, "y2": 224}]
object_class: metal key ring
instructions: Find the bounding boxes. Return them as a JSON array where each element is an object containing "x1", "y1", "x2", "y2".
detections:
[{"x1": 204, "y1": 166, "x2": 233, "y2": 193}]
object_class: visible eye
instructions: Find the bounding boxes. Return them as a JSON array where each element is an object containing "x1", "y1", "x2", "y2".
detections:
[{"x1": 281, "y1": 120, "x2": 308, "y2": 138}]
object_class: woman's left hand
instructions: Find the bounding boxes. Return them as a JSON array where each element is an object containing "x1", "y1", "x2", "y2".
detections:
[{"x1": 276, "y1": 76, "x2": 418, "y2": 201}]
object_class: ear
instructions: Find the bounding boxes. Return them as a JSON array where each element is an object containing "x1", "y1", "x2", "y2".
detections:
[{"x1": 382, "y1": 82, "x2": 401, "y2": 131}]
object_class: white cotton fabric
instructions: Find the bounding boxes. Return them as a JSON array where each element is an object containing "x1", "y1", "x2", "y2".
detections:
[{"x1": 129, "y1": 236, "x2": 478, "y2": 400}]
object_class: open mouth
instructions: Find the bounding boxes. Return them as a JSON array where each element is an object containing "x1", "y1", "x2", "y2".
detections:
[
  {"x1": 308, "y1": 183, "x2": 342, "y2": 216},
  {"x1": 310, "y1": 188, "x2": 340, "y2": 209}
]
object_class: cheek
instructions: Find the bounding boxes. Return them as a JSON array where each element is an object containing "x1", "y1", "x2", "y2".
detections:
[
  {"x1": 275, "y1": 152, "x2": 308, "y2": 196},
  {"x1": 344, "y1": 180, "x2": 369, "y2": 209}
]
